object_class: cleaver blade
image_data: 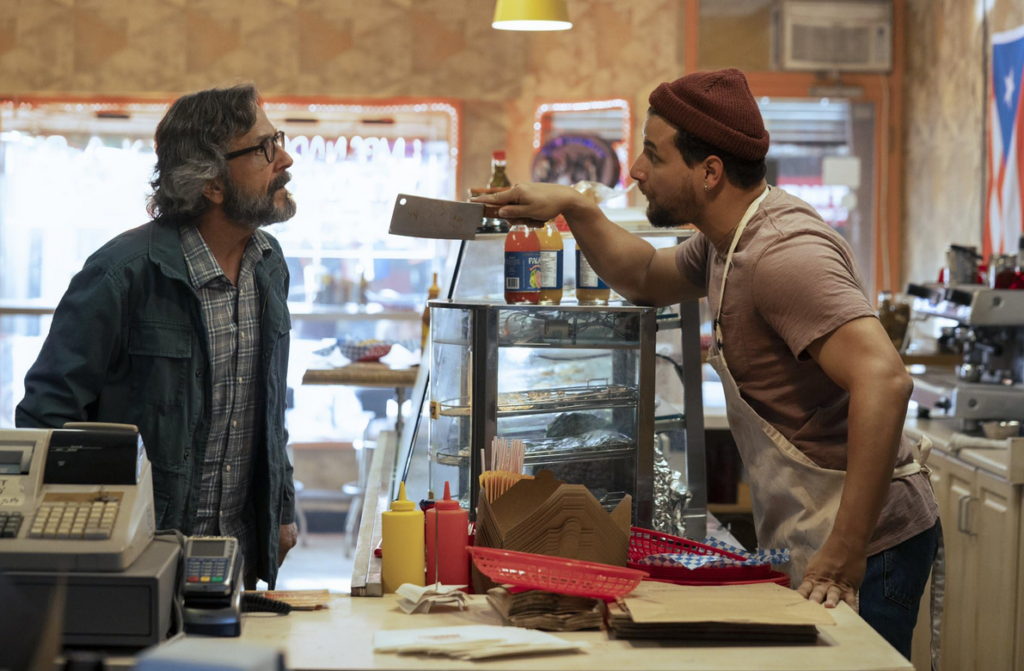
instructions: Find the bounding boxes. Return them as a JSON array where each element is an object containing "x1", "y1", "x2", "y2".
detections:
[{"x1": 388, "y1": 194, "x2": 483, "y2": 240}]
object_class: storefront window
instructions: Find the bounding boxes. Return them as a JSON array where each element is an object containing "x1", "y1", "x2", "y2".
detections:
[{"x1": 0, "y1": 100, "x2": 460, "y2": 437}]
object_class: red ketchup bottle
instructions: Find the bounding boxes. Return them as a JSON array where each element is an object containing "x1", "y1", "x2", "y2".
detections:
[
  {"x1": 425, "y1": 481, "x2": 470, "y2": 586},
  {"x1": 504, "y1": 224, "x2": 541, "y2": 304}
]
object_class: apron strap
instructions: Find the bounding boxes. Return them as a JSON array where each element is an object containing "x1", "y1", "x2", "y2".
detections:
[
  {"x1": 930, "y1": 524, "x2": 946, "y2": 671},
  {"x1": 713, "y1": 186, "x2": 771, "y2": 351},
  {"x1": 893, "y1": 435, "x2": 933, "y2": 480}
]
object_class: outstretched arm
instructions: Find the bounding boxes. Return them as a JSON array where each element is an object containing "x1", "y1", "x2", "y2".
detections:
[{"x1": 473, "y1": 184, "x2": 704, "y2": 307}]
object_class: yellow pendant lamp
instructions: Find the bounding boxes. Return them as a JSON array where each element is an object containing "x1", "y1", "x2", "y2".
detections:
[{"x1": 492, "y1": 0, "x2": 572, "y2": 31}]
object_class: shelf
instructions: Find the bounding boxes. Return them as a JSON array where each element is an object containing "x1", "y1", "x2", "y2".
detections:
[
  {"x1": 433, "y1": 442, "x2": 635, "y2": 468},
  {"x1": 497, "y1": 340, "x2": 640, "y2": 350},
  {"x1": 438, "y1": 385, "x2": 637, "y2": 418},
  {"x1": 281, "y1": 248, "x2": 437, "y2": 261},
  {"x1": 525, "y1": 444, "x2": 635, "y2": 466},
  {"x1": 288, "y1": 302, "x2": 419, "y2": 321},
  {"x1": 0, "y1": 299, "x2": 57, "y2": 316}
]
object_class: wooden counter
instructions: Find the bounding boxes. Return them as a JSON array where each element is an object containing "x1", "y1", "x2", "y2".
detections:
[{"x1": 223, "y1": 594, "x2": 911, "y2": 671}]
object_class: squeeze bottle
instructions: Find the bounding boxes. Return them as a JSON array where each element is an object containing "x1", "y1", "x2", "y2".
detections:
[
  {"x1": 381, "y1": 482, "x2": 425, "y2": 593},
  {"x1": 426, "y1": 481, "x2": 470, "y2": 586}
]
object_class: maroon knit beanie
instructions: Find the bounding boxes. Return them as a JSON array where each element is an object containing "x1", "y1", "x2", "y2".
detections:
[{"x1": 649, "y1": 68, "x2": 769, "y2": 161}]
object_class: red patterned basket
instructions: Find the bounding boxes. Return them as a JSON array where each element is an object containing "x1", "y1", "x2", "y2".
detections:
[{"x1": 628, "y1": 527, "x2": 773, "y2": 583}]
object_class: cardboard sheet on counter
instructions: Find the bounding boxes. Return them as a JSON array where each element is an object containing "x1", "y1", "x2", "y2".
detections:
[{"x1": 620, "y1": 581, "x2": 835, "y2": 627}]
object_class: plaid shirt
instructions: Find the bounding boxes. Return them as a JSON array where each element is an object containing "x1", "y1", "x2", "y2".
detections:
[{"x1": 180, "y1": 224, "x2": 270, "y2": 574}]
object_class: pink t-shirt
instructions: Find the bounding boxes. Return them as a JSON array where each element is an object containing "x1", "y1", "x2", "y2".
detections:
[{"x1": 677, "y1": 187, "x2": 937, "y2": 556}]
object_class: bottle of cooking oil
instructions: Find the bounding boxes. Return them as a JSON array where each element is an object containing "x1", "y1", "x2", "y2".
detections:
[
  {"x1": 421, "y1": 273, "x2": 441, "y2": 352},
  {"x1": 536, "y1": 220, "x2": 563, "y2": 305},
  {"x1": 575, "y1": 244, "x2": 610, "y2": 305}
]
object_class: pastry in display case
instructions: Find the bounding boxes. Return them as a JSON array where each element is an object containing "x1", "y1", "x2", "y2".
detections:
[{"x1": 427, "y1": 300, "x2": 657, "y2": 526}]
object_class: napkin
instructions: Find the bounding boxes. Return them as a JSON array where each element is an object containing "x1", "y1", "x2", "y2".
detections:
[
  {"x1": 396, "y1": 583, "x2": 469, "y2": 614},
  {"x1": 373, "y1": 624, "x2": 586, "y2": 660}
]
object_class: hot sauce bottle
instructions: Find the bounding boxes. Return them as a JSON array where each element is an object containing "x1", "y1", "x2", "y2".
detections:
[
  {"x1": 505, "y1": 224, "x2": 542, "y2": 304},
  {"x1": 425, "y1": 481, "x2": 470, "y2": 586}
]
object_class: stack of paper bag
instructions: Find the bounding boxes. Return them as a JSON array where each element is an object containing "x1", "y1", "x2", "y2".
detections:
[
  {"x1": 608, "y1": 581, "x2": 835, "y2": 644},
  {"x1": 486, "y1": 587, "x2": 605, "y2": 631},
  {"x1": 473, "y1": 470, "x2": 631, "y2": 593}
]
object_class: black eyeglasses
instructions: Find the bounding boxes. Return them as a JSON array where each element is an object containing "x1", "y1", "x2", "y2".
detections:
[{"x1": 225, "y1": 130, "x2": 285, "y2": 163}]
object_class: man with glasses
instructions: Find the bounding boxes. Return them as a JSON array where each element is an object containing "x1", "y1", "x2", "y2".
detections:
[{"x1": 17, "y1": 84, "x2": 299, "y2": 589}]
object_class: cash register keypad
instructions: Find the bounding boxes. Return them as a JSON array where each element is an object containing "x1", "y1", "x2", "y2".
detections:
[
  {"x1": 29, "y1": 500, "x2": 120, "y2": 540},
  {"x1": 0, "y1": 512, "x2": 23, "y2": 538},
  {"x1": 187, "y1": 558, "x2": 229, "y2": 583}
]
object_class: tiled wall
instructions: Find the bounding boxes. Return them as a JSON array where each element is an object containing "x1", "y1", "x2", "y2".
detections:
[
  {"x1": 0, "y1": 0, "x2": 688, "y2": 196},
  {"x1": 902, "y1": 0, "x2": 1024, "y2": 285}
]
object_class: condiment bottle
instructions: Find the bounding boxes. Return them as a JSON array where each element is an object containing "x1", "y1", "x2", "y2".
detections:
[
  {"x1": 1011, "y1": 234, "x2": 1024, "y2": 290},
  {"x1": 575, "y1": 244, "x2": 610, "y2": 305},
  {"x1": 488, "y1": 150, "x2": 511, "y2": 188},
  {"x1": 536, "y1": 220, "x2": 564, "y2": 305},
  {"x1": 381, "y1": 482, "x2": 425, "y2": 593},
  {"x1": 505, "y1": 224, "x2": 542, "y2": 304},
  {"x1": 421, "y1": 272, "x2": 441, "y2": 352},
  {"x1": 358, "y1": 269, "x2": 369, "y2": 305},
  {"x1": 425, "y1": 481, "x2": 470, "y2": 586}
]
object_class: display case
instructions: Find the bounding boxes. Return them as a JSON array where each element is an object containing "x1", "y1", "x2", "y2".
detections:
[
  {"x1": 392, "y1": 225, "x2": 706, "y2": 542},
  {"x1": 428, "y1": 300, "x2": 656, "y2": 526}
]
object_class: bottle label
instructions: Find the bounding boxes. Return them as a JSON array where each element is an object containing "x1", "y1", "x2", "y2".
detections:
[
  {"x1": 539, "y1": 250, "x2": 563, "y2": 290},
  {"x1": 576, "y1": 251, "x2": 609, "y2": 289},
  {"x1": 505, "y1": 251, "x2": 541, "y2": 292}
]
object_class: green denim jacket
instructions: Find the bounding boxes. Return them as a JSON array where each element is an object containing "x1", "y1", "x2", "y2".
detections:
[{"x1": 16, "y1": 220, "x2": 295, "y2": 588}]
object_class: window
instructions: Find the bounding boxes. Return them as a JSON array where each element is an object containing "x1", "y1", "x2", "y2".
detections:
[{"x1": 0, "y1": 98, "x2": 460, "y2": 438}]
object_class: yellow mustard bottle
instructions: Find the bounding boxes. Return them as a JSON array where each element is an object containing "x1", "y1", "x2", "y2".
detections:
[{"x1": 381, "y1": 481, "x2": 425, "y2": 593}]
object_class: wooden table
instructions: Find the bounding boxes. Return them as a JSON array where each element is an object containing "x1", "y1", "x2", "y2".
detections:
[
  {"x1": 303, "y1": 363, "x2": 419, "y2": 437},
  {"x1": 223, "y1": 594, "x2": 912, "y2": 671}
]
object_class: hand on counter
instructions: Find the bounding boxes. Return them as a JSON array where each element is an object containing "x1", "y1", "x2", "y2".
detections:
[
  {"x1": 797, "y1": 536, "x2": 864, "y2": 612},
  {"x1": 279, "y1": 523, "x2": 298, "y2": 566}
]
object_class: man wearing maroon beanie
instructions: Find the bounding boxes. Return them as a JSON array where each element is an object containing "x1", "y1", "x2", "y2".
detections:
[{"x1": 475, "y1": 68, "x2": 939, "y2": 661}]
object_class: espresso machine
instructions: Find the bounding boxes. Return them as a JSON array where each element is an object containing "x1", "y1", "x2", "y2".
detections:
[{"x1": 907, "y1": 283, "x2": 1024, "y2": 432}]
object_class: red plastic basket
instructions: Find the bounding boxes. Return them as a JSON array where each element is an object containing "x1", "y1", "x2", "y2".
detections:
[
  {"x1": 628, "y1": 527, "x2": 772, "y2": 583},
  {"x1": 467, "y1": 547, "x2": 647, "y2": 600}
]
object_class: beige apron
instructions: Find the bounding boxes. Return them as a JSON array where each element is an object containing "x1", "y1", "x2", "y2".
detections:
[{"x1": 707, "y1": 187, "x2": 944, "y2": 668}]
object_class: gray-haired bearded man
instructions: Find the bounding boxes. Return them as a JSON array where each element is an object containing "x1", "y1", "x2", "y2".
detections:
[{"x1": 17, "y1": 84, "x2": 299, "y2": 589}]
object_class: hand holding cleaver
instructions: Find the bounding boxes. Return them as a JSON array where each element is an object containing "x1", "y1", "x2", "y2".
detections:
[{"x1": 388, "y1": 194, "x2": 493, "y2": 240}]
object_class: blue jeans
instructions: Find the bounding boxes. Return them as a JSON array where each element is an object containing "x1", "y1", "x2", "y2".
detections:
[{"x1": 859, "y1": 521, "x2": 941, "y2": 660}]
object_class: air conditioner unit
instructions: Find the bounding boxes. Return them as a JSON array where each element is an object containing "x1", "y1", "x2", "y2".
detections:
[{"x1": 774, "y1": 0, "x2": 892, "y2": 73}]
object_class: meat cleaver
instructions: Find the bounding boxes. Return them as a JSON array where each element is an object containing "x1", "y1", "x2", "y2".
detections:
[{"x1": 389, "y1": 194, "x2": 485, "y2": 240}]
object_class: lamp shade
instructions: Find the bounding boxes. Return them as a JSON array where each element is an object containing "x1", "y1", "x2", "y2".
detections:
[{"x1": 492, "y1": 0, "x2": 572, "y2": 31}]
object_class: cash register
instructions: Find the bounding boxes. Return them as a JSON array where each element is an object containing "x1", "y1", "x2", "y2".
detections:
[{"x1": 0, "y1": 424, "x2": 178, "y2": 647}]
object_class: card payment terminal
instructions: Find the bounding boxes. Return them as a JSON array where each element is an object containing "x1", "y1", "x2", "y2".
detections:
[{"x1": 182, "y1": 536, "x2": 245, "y2": 636}]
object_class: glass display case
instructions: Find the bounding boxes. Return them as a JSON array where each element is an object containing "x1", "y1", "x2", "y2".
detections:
[{"x1": 428, "y1": 299, "x2": 657, "y2": 527}]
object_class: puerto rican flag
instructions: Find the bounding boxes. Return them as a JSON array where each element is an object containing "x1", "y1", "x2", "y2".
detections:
[{"x1": 986, "y1": 25, "x2": 1024, "y2": 258}]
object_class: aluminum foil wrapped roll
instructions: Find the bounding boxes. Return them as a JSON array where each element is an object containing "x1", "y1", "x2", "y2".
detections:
[{"x1": 653, "y1": 435, "x2": 691, "y2": 537}]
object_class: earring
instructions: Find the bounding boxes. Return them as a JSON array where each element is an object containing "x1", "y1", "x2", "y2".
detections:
[{"x1": 704, "y1": 183, "x2": 709, "y2": 192}]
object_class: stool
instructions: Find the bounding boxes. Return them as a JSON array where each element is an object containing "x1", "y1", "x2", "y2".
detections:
[{"x1": 293, "y1": 480, "x2": 309, "y2": 547}]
